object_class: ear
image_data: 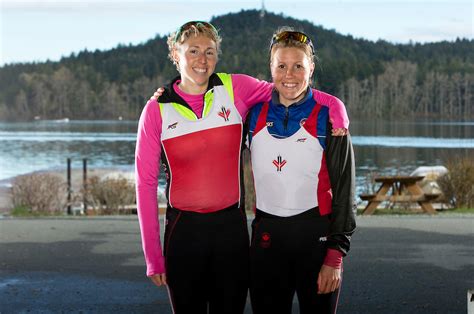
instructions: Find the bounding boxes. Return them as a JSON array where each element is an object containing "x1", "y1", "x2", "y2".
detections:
[
  {"x1": 309, "y1": 62, "x2": 315, "y2": 78},
  {"x1": 172, "y1": 48, "x2": 180, "y2": 65}
]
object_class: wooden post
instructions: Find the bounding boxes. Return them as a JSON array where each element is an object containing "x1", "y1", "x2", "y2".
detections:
[
  {"x1": 67, "y1": 158, "x2": 71, "y2": 215},
  {"x1": 83, "y1": 158, "x2": 87, "y2": 214}
]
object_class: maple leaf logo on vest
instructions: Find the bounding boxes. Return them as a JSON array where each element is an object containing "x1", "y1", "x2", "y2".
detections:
[
  {"x1": 218, "y1": 106, "x2": 231, "y2": 121},
  {"x1": 272, "y1": 155, "x2": 287, "y2": 172}
]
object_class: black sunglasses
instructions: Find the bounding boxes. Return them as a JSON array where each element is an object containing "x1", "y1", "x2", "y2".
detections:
[
  {"x1": 270, "y1": 31, "x2": 314, "y2": 53},
  {"x1": 174, "y1": 21, "x2": 218, "y2": 43}
]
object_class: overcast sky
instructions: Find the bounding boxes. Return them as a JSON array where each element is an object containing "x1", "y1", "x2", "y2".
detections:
[{"x1": 1, "y1": 0, "x2": 473, "y2": 66}]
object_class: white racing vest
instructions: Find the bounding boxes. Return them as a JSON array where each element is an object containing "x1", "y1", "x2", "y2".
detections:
[
  {"x1": 250, "y1": 102, "x2": 325, "y2": 217},
  {"x1": 159, "y1": 73, "x2": 243, "y2": 212}
]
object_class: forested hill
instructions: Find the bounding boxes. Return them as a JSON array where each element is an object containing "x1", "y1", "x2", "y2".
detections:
[{"x1": 1, "y1": 9, "x2": 473, "y2": 121}]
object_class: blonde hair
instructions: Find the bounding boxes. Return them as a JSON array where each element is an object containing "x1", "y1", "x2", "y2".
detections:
[
  {"x1": 167, "y1": 22, "x2": 222, "y2": 69},
  {"x1": 269, "y1": 26, "x2": 315, "y2": 63}
]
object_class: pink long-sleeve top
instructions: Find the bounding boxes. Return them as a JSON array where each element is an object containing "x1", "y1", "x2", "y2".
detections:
[{"x1": 135, "y1": 74, "x2": 349, "y2": 276}]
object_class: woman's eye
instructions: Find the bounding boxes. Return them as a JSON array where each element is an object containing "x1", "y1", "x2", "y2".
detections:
[
  {"x1": 278, "y1": 64, "x2": 285, "y2": 69},
  {"x1": 190, "y1": 49, "x2": 198, "y2": 54},
  {"x1": 296, "y1": 64, "x2": 303, "y2": 69}
]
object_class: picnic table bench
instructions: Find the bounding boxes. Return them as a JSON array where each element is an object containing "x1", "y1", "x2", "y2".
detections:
[{"x1": 360, "y1": 175, "x2": 439, "y2": 215}]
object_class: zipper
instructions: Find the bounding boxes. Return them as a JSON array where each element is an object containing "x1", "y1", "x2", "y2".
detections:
[{"x1": 283, "y1": 107, "x2": 289, "y2": 131}]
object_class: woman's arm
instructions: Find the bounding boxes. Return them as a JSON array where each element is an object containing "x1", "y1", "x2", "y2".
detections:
[
  {"x1": 324, "y1": 121, "x2": 356, "y2": 257},
  {"x1": 231, "y1": 74, "x2": 349, "y2": 130},
  {"x1": 149, "y1": 76, "x2": 350, "y2": 132},
  {"x1": 135, "y1": 99, "x2": 166, "y2": 278}
]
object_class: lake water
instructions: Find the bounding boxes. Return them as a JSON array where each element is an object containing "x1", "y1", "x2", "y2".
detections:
[{"x1": 0, "y1": 120, "x2": 472, "y2": 195}]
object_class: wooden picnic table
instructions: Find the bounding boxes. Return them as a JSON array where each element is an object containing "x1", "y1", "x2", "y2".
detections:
[{"x1": 360, "y1": 175, "x2": 439, "y2": 215}]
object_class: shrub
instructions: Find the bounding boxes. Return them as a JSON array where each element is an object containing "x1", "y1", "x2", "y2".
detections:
[
  {"x1": 437, "y1": 157, "x2": 474, "y2": 208},
  {"x1": 11, "y1": 173, "x2": 67, "y2": 214},
  {"x1": 84, "y1": 175, "x2": 136, "y2": 214}
]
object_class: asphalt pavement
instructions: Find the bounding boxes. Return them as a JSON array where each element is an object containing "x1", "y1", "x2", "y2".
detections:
[{"x1": 0, "y1": 214, "x2": 473, "y2": 313}]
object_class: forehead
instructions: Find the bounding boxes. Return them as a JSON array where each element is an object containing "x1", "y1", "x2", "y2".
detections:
[
  {"x1": 272, "y1": 47, "x2": 309, "y2": 62},
  {"x1": 179, "y1": 35, "x2": 217, "y2": 49}
]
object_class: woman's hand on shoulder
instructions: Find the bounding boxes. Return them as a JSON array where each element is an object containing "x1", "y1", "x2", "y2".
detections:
[
  {"x1": 149, "y1": 273, "x2": 167, "y2": 287},
  {"x1": 332, "y1": 128, "x2": 348, "y2": 136},
  {"x1": 149, "y1": 87, "x2": 165, "y2": 101}
]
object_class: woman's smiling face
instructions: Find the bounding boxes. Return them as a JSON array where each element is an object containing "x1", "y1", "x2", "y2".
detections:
[
  {"x1": 173, "y1": 35, "x2": 218, "y2": 94},
  {"x1": 271, "y1": 47, "x2": 314, "y2": 106}
]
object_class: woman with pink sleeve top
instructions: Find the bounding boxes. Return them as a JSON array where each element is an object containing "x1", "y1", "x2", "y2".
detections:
[{"x1": 135, "y1": 21, "x2": 348, "y2": 314}]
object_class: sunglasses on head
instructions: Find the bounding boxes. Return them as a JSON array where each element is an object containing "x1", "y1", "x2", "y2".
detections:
[
  {"x1": 174, "y1": 21, "x2": 218, "y2": 43},
  {"x1": 270, "y1": 31, "x2": 314, "y2": 53}
]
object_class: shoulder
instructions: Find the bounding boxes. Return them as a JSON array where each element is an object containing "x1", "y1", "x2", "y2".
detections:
[
  {"x1": 313, "y1": 89, "x2": 345, "y2": 107},
  {"x1": 247, "y1": 102, "x2": 265, "y2": 130},
  {"x1": 250, "y1": 102, "x2": 265, "y2": 117},
  {"x1": 140, "y1": 99, "x2": 163, "y2": 123},
  {"x1": 144, "y1": 99, "x2": 161, "y2": 113},
  {"x1": 230, "y1": 73, "x2": 267, "y2": 88}
]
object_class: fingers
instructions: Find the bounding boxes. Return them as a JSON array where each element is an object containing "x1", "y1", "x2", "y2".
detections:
[
  {"x1": 317, "y1": 265, "x2": 341, "y2": 294},
  {"x1": 150, "y1": 274, "x2": 167, "y2": 287},
  {"x1": 317, "y1": 275, "x2": 330, "y2": 294},
  {"x1": 149, "y1": 87, "x2": 165, "y2": 101},
  {"x1": 331, "y1": 128, "x2": 348, "y2": 136}
]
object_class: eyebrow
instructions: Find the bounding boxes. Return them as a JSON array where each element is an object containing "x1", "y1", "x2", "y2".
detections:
[{"x1": 189, "y1": 45, "x2": 216, "y2": 50}]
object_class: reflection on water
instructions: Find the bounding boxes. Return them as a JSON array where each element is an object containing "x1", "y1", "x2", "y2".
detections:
[{"x1": 0, "y1": 120, "x2": 473, "y2": 197}]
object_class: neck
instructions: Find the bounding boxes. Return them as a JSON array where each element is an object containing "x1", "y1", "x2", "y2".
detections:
[
  {"x1": 178, "y1": 78, "x2": 207, "y2": 95},
  {"x1": 279, "y1": 93, "x2": 305, "y2": 107}
]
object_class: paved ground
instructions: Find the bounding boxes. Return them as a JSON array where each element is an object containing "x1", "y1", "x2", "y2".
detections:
[{"x1": 0, "y1": 214, "x2": 473, "y2": 313}]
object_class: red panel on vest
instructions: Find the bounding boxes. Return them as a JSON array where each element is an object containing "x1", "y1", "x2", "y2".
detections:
[
  {"x1": 162, "y1": 124, "x2": 242, "y2": 212},
  {"x1": 254, "y1": 102, "x2": 269, "y2": 136},
  {"x1": 317, "y1": 152, "x2": 332, "y2": 215}
]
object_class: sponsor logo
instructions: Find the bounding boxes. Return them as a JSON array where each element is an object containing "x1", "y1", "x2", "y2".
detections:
[
  {"x1": 319, "y1": 236, "x2": 327, "y2": 242},
  {"x1": 218, "y1": 106, "x2": 231, "y2": 121},
  {"x1": 260, "y1": 232, "x2": 271, "y2": 248},
  {"x1": 167, "y1": 122, "x2": 178, "y2": 129},
  {"x1": 296, "y1": 138, "x2": 307, "y2": 143},
  {"x1": 272, "y1": 155, "x2": 287, "y2": 172},
  {"x1": 266, "y1": 121, "x2": 274, "y2": 127}
]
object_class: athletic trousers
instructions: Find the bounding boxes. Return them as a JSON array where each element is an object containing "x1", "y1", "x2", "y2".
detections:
[
  {"x1": 164, "y1": 203, "x2": 250, "y2": 314},
  {"x1": 250, "y1": 208, "x2": 340, "y2": 314}
]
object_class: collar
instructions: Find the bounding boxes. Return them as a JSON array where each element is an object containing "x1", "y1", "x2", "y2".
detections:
[
  {"x1": 271, "y1": 87, "x2": 313, "y2": 108},
  {"x1": 158, "y1": 73, "x2": 223, "y2": 106}
]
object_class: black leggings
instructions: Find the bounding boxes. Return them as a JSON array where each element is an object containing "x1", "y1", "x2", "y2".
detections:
[
  {"x1": 250, "y1": 208, "x2": 340, "y2": 314},
  {"x1": 164, "y1": 203, "x2": 250, "y2": 314}
]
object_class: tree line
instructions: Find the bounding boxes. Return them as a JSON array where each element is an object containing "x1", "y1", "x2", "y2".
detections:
[{"x1": 0, "y1": 10, "x2": 473, "y2": 121}]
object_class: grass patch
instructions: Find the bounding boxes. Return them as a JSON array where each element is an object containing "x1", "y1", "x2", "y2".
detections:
[
  {"x1": 357, "y1": 206, "x2": 474, "y2": 215},
  {"x1": 441, "y1": 207, "x2": 474, "y2": 214},
  {"x1": 10, "y1": 205, "x2": 63, "y2": 217}
]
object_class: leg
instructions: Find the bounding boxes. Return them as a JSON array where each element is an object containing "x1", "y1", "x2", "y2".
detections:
[
  {"x1": 208, "y1": 207, "x2": 250, "y2": 314},
  {"x1": 164, "y1": 208, "x2": 210, "y2": 314},
  {"x1": 250, "y1": 215, "x2": 295, "y2": 314},
  {"x1": 295, "y1": 213, "x2": 340, "y2": 314},
  {"x1": 362, "y1": 183, "x2": 391, "y2": 215}
]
